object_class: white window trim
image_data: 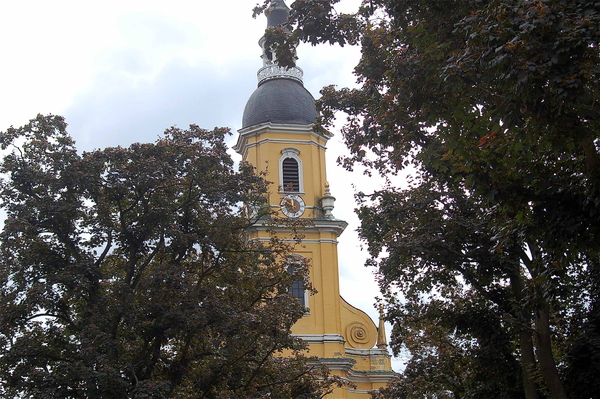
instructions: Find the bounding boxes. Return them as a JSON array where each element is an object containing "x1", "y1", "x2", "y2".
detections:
[{"x1": 279, "y1": 147, "x2": 304, "y2": 194}]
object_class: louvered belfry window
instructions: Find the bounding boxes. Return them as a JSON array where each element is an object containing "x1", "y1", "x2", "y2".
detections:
[{"x1": 282, "y1": 157, "x2": 300, "y2": 192}]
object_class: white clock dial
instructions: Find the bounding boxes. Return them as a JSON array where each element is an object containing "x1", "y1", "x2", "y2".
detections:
[{"x1": 280, "y1": 194, "x2": 305, "y2": 218}]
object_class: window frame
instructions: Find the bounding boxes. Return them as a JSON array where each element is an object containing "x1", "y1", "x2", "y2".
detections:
[
  {"x1": 279, "y1": 148, "x2": 304, "y2": 194},
  {"x1": 287, "y1": 256, "x2": 310, "y2": 312}
]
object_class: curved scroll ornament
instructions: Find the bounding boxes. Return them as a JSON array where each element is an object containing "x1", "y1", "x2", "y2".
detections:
[{"x1": 345, "y1": 322, "x2": 371, "y2": 348}]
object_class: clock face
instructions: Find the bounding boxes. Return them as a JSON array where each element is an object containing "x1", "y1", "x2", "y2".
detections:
[{"x1": 280, "y1": 194, "x2": 305, "y2": 218}]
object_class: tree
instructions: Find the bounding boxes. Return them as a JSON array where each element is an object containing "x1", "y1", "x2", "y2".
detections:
[
  {"x1": 255, "y1": 0, "x2": 600, "y2": 397},
  {"x1": 0, "y1": 114, "x2": 339, "y2": 398},
  {"x1": 357, "y1": 181, "x2": 540, "y2": 398}
]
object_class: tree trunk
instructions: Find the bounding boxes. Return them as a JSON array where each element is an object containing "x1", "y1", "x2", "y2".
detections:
[
  {"x1": 509, "y1": 266, "x2": 541, "y2": 399},
  {"x1": 519, "y1": 242, "x2": 567, "y2": 398},
  {"x1": 519, "y1": 329, "x2": 540, "y2": 399},
  {"x1": 535, "y1": 305, "x2": 567, "y2": 399},
  {"x1": 579, "y1": 132, "x2": 600, "y2": 182}
]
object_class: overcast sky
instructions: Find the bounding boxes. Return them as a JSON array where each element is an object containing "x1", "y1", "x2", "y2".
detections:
[{"x1": 0, "y1": 0, "x2": 402, "y2": 367}]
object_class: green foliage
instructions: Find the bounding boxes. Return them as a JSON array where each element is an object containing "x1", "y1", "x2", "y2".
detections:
[
  {"x1": 359, "y1": 183, "x2": 530, "y2": 398},
  {"x1": 0, "y1": 115, "x2": 338, "y2": 398},
  {"x1": 267, "y1": 0, "x2": 600, "y2": 398}
]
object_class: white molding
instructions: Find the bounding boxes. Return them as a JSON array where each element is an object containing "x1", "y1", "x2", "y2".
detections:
[
  {"x1": 346, "y1": 368, "x2": 400, "y2": 384},
  {"x1": 252, "y1": 137, "x2": 327, "y2": 150},
  {"x1": 293, "y1": 334, "x2": 347, "y2": 345},
  {"x1": 234, "y1": 122, "x2": 333, "y2": 157},
  {"x1": 281, "y1": 147, "x2": 301, "y2": 156},
  {"x1": 319, "y1": 357, "x2": 357, "y2": 372},
  {"x1": 251, "y1": 237, "x2": 340, "y2": 245},
  {"x1": 239, "y1": 122, "x2": 324, "y2": 135},
  {"x1": 345, "y1": 347, "x2": 392, "y2": 358},
  {"x1": 301, "y1": 238, "x2": 340, "y2": 244},
  {"x1": 248, "y1": 218, "x2": 348, "y2": 238}
]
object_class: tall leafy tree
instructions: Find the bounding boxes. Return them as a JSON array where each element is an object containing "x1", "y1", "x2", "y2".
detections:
[
  {"x1": 0, "y1": 114, "x2": 339, "y2": 398},
  {"x1": 256, "y1": 0, "x2": 600, "y2": 397}
]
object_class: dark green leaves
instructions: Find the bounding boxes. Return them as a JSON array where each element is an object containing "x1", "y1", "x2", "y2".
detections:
[{"x1": 279, "y1": 0, "x2": 600, "y2": 397}]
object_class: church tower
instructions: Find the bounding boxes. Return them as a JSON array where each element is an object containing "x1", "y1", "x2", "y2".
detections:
[{"x1": 233, "y1": 1, "x2": 397, "y2": 397}]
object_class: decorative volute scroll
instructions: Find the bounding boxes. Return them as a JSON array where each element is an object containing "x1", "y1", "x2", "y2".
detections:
[
  {"x1": 340, "y1": 296, "x2": 378, "y2": 349},
  {"x1": 346, "y1": 322, "x2": 372, "y2": 348}
]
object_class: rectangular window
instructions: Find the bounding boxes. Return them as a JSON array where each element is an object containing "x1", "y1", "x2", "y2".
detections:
[{"x1": 287, "y1": 264, "x2": 306, "y2": 307}]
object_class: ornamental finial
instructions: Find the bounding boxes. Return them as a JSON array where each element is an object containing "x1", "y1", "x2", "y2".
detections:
[
  {"x1": 257, "y1": 0, "x2": 303, "y2": 85},
  {"x1": 321, "y1": 184, "x2": 336, "y2": 219},
  {"x1": 377, "y1": 304, "x2": 388, "y2": 349}
]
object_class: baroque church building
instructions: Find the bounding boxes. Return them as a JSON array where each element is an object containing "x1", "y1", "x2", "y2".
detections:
[{"x1": 233, "y1": 1, "x2": 398, "y2": 397}]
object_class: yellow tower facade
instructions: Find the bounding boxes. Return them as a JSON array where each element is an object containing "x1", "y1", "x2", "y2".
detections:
[{"x1": 234, "y1": 1, "x2": 397, "y2": 397}]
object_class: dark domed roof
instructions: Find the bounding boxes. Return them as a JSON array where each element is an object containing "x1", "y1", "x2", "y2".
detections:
[{"x1": 242, "y1": 78, "x2": 316, "y2": 129}]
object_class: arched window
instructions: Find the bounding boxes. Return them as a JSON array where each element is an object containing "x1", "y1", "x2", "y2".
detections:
[
  {"x1": 279, "y1": 148, "x2": 303, "y2": 193},
  {"x1": 282, "y1": 157, "x2": 299, "y2": 192}
]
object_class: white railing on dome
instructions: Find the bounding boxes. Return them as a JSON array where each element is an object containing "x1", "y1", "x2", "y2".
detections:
[{"x1": 257, "y1": 65, "x2": 304, "y2": 85}]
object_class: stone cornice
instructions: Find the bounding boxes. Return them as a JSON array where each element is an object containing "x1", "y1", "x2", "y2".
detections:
[
  {"x1": 318, "y1": 357, "x2": 357, "y2": 372},
  {"x1": 345, "y1": 347, "x2": 392, "y2": 358},
  {"x1": 248, "y1": 217, "x2": 348, "y2": 238},
  {"x1": 292, "y1": 334, "x2": 346, "y2": 345},
  {"x1": 234, "y1": 122, "x2": 333, "y2": 157}
]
